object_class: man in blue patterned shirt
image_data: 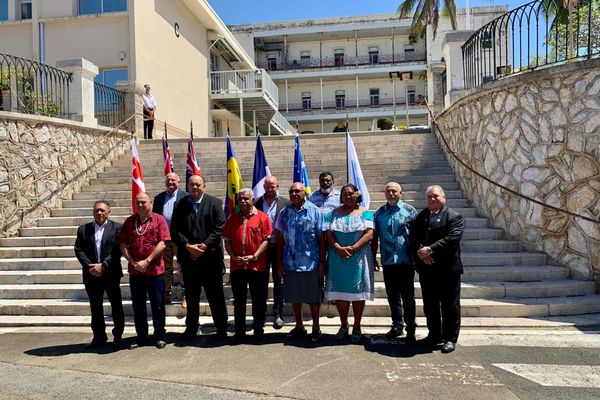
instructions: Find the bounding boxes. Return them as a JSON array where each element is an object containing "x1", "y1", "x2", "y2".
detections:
[
  {"x1": 308, "y1": 171, "x2": 341, "y2": 214},
  {"x1": 372, "y1": 182, "x2": 417, "y2": 344},
  {"x1": 275, "y1": 182, "x2": 326, "y2": 343}
]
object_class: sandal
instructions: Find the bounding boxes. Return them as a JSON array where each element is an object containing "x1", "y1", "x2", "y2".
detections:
[
  {"x1": 335, "y1": 327, "x2": 349, "y2": 340},
  {"x1": 351, "y1": 328, "x2": 362, "y2": 343},
  {"x1": 286, "y1": 326, "x2": 307, "y2": 339},
  {"x1": 309, "y1": 329, "x2": 322, "y2": 343}
]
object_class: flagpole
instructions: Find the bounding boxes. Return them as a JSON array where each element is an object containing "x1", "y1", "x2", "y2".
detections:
[
  {"x1": 190, "y1": 120, "x2": 193, "y2": 139},
  {"x1": 345, "y1": 120, "x2": 349, "y2": 184}
]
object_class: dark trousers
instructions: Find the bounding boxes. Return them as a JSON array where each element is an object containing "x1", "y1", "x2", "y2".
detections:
[
  {"x1": 231, "y1": 269, "x2": 268, "y2": 334},
  {"x1": 162, "y1": 241, "x2": 176, "y2": 301},
  {"x1": 182, "y1": 261, "x2": 228, "y2": 334},
  {"x1": 264, "y1": 244, "x2": 284, "y2": 316},
  {"x1": 382, "y1": 264, "x2": 416, "y2": 331},
  {"x1": 129, "y1": 274, "x2": 166, "y2": 341},
  {"x1": 84, "y1": 275, "x2": 125, "y2": 341},
  {"x1": 418, "y1": 270, "x2": 461, "y2": 343},
  {"x1": 143, "y1": 109, "x2": 154, "y2": 139}
]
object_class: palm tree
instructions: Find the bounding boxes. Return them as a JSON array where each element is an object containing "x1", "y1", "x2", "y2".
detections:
[{"x1": 397, "y1": 0, "x2": 458, "y2": 39}]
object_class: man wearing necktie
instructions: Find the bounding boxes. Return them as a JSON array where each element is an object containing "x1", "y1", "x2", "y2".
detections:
[
  {"x1": 170, "y1": 174, "x2": 228, "y2": 340},
  {"x1": 153, "y1": 172, "x2": 188, "y2": 305},
  {"x1": 74, "y1": 200, "x2": 124, "y2": 349},
  {"x1": 409, "y1": 185, "x2": 464, "y2": 354}
]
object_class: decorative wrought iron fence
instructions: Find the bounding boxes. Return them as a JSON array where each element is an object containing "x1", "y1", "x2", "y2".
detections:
[
  {"x1": 93, "y1": 82, "x2": 127, "y2": 128},
  {"x1": 462, "y1": 0, "x2": 600, "y2": 89},
  {"x1": 0, "y1": 52, "x2": 71, "y2": 118}
]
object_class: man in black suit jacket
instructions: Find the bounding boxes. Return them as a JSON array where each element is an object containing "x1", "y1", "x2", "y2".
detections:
[
  {"x1": 254, "y1": 175, "x2": 290, "y2": 329},
  {"x1": 74, "y1": 200, "x2": 125, "y2": 349},
  {"x1": 409, "y1": 185, "x2": 464, "y2": 354},
  {"x1": 170, "y1": 174, "x2": 228, "y2": 340},
  {"x1": 152, "y1": 172, "x2": 188, "y2": 304}
]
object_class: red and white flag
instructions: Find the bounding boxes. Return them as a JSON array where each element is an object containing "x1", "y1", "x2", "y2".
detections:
[
  {"x1": 185, "y1": 137, "x2": 202, "y2": 192},
  {"x1": 131, "y1": 137, "x2": 146, "y2": 212},
  {"x1": 162, "y1": 134, "x2": 174, "y2": 175}
]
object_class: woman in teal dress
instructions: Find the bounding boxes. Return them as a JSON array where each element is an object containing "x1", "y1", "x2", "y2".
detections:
[{"x1": 325, "y1": 183, "x2": 375, "y2": 343}]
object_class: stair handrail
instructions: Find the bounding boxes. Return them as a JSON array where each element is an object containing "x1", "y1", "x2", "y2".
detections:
[
  {"x1": 1, "y1": 113, "x2": 135, "y2": 233},
  {"x1": 428, "y1": 105, "x2": 600, "y2": 224}
]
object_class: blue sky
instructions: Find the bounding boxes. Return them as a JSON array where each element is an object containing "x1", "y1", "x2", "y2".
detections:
[{"x1": 207, "y1": 0, "x2": 521, "y2": 25}]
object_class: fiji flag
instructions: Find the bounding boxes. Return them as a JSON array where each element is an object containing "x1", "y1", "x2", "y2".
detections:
[
  {"x1": 293, "y1": 131, "x2": 311, "y2": 196},
  {"x1": 162, "y1": 133, "x2": 174, "y2": 175},
  {"x1": 346, "y1": 127, "x2": 370, "y2": 208},
  {"x1": 252, "y1": 135, "x2": 271, "y2": 199},
  {"x1": 225, "y1": 133, "x2": 245, "y2": 217},
  {"x1": 185, "y1": 124, "x2": 202, "y2": 192}
]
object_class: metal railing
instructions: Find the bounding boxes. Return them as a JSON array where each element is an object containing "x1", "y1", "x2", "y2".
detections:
[
  {"x1": 258, "y1": 52, "x2": 427, "y2": 71},
  {"x1": 462, "y1": 0, "x2": 600, "y2": 89},
  {"x1": 94, "y1": 81, "x2": 127, "y2": 129},
  {"x1": 210, "y1": 69, "x2": 278, "y2": 106},
  {"x1": 0, "y1": 52, "x2": 71, "y2": 118},
  {"x1": 282, "y1": 96, "x2": 428, "y2": 113},
  {"x1": 269, "y1": 110, "x2": 295, "y2": 135}
]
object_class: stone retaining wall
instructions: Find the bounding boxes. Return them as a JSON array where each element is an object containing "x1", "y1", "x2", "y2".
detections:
[
  {"x1": 436, "y1": 58, "x2": 600, "y2": 284},
  {"x1": 0, "y1": 112, "x2": 129, "y2": 236}
]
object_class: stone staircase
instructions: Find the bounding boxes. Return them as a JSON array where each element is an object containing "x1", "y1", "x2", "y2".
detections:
[{"x1": 1, "y1": 131, "x2": 599, "y2": 329}]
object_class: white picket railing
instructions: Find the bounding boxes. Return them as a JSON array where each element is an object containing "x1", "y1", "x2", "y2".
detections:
[{"x1": 210, "y1": 69, "x2": 278, "y2": 106}]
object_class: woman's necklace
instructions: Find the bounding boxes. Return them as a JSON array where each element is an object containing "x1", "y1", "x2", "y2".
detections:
[{"x1": 135, "y1": 217, "x2": 149, "y2": 236}]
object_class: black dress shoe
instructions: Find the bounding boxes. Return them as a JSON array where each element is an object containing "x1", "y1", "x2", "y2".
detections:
[
  {"x1": 441, "y1": 341, "x2": 456, "y2": 353},
  {"x1": 216, "y1": 329, "x2": 228, "y2": 340},
  {"x1": 84, "y1": 339, "x2": 106, "y2": 349},
  {"x1": 404, "y1": 332, "x2": 417, "y2": 345},
  {"x1": 180, "y1": 329, "x2": 198, "y2": 341},
  {"x1": 385, "y1": 325, "x2": 404, "y2": 339},
  {"x1": 417, "y1": 336, "x2": 442, "y2": 346},
  {"x1": 112, "y1": 337, "x2": 124, "y2": 349},
  {"x1": 156, "y1": 340, "x2": 167, "y2": 349}
]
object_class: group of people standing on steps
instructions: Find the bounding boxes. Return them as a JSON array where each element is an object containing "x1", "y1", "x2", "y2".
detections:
[{"x1": 74, "y1": 169, "x2": 464, "y2": 354}]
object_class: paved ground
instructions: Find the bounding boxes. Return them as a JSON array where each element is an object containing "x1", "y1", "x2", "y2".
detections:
[{"x1": 0, "y1": 324, "x2": 599, "y2": 400}]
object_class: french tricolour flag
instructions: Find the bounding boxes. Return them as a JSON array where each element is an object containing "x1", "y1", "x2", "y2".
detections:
[{"x1": 252, "y1": 135, "x2": 271, "y2": 199}]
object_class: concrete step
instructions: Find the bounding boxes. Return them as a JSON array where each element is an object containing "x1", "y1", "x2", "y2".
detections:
[
  {"x1": 0, "y1": 262, "x2": 571, "y2": 284},
  {"x1": 2, "y1": 294, "x2": 600, "y2": 318},
  {"x1": 0, "y1": 280, "x2": 594, "y2": 301}
]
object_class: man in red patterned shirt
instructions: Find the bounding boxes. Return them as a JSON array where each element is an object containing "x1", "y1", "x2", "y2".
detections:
[
  {"x1": 119, "y1": 192, "x2": 170, "y2": 349},
  {"x1": 222, "y1": 188, "x2": 272, "y2": 342}
]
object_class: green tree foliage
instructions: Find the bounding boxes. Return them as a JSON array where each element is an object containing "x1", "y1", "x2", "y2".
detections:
[{"x1": 397, "y1": 0, "x2": 457, "y2": 39}]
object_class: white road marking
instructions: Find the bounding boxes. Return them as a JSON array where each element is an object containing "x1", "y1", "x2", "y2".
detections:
[{"x1": 493, "y1": 364, "x2": 600, "y2": 388}]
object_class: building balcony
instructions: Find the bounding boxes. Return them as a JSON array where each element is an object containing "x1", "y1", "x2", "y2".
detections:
[
  {"x1": 258, "y1": 52, "x2": 426, "y2": 73},
  {"x1": 210, "y1": 69, "x2": 279, "y2": 130},
  {"x1": 282, "y1": 96, "x2": 428, "y2": 121}
]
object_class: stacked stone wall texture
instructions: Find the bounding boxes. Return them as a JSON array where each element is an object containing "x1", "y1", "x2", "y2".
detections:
[
  {"x1": 437, "y1": 59, "x2": 600, "y2": 283},
  {"x1": 0, "y1": 115, "x2": 129, "y2": 236}
]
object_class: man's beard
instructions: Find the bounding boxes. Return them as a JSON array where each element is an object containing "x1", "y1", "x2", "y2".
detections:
[{"x1": 320, "y1": 186, "x2": 332, "y2": 195}]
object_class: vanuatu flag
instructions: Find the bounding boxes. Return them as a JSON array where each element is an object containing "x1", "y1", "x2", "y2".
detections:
[{"x1": 225, "y1": 134, "x2": 244, "y2": 217}]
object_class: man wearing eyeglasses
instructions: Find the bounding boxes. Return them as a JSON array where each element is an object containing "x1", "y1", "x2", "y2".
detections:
[
  {"x1": 274, "y1": 182, "x2": 326, "y2": 343},
  {"x1": 409, "y1": 185, "x2": 464, "y2": 354}
]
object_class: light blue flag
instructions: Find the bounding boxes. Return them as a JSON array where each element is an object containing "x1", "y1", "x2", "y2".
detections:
[
  {"x1": 347, "y1": 129, "x2": 370, "y2": 208},
  {"x1": 293, "y1": 131, "x2": 312, "y2": 196},
  {"x1": 252, "y1": 135, "x2": 271, "y2": 199}
]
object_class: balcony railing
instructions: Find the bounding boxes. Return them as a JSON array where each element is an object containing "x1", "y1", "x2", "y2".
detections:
[
  {"x1": 283, "y1": 96, "x2": 427, "y2": 114},
  {"x1": 462, "y1": 0, "x2": 600, "y2": 89},
  {"x1": 258, "y1": 52, "x2": 427, "y2": 71},
  {"x1": 0, "y1": 52, "x2": 71, "y2": 118},
  {"x1": 270, "y1": 110, "x2": 295, "y2": 135},
  {"x1": 210, "y1": 69, "x2": 278, "y2": 106}
]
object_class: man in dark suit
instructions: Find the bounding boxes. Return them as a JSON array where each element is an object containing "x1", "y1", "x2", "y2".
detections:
[
  {"x1": 410, "y1": 185, "x2": 464, "y2": 354},
  {"x1": 152, "y1": 172, "x2": 188, "y2": 305},
  {"x1": 254, "y1": 175, "x2": 289, "y2": 329},
  {"x1": 74, "y1": 200, "x2": 124, "y2": 349},
  {"x1": 171, "y1": 174, "x2": 228, "y2": 340}
]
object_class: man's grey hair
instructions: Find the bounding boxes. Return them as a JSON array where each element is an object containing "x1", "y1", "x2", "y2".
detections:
[
  {"x1": 238, "y1": 188, "x2": 254, "y2": 199},
  {"x1": 426, "y1": 185, "x2": 445, "y2": 196}
]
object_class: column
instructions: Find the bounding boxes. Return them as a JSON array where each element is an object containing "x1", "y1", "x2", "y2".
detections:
[
  {"x1": 56, "y1": 58, "x2": 98, "y2": 126},
  {"x1": 115, "y1": 80, "x2": 145, "y2": 135}
]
